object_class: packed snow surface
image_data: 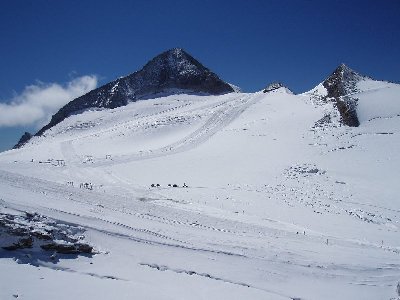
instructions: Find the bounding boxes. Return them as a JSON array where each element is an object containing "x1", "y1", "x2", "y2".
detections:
[{"x1": 0, "y1": 84, "x2": 399, "y2": 300}]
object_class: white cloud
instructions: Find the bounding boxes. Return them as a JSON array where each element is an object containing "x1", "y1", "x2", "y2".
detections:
[{"x1": 0, "y1": 75, "x2": 98, "y2": 128}]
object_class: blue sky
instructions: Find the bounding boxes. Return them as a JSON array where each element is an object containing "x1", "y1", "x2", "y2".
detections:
[{"x1": 0, "y1": 0, "x2": 399, "y2": 151}]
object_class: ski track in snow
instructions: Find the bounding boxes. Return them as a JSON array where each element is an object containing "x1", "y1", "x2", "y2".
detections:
[{"x1": 60, "y1": 94, "x2": 257, "y2": 167}]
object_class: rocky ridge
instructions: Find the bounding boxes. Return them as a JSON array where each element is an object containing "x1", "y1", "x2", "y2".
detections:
[{"x1": 13, "y1": 132, "x2": 32, "y2": 149}]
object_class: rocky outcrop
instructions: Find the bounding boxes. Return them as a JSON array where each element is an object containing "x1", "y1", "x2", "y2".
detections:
[
  {"x1": 321, "y1": 64, "x2": 364, "y2": 127},
  {"x1": 263, "y1": 82, "x2": 293, "y2": 94},
  {"x1": 0, "y1": 212, "x2": 93, "y2": 257},
  {"x1": 13, "y1": 132, "x2": 32, "y2": 149},
  {"x1": 41, "y1": 242, "x2": 93, "y2": 254},
  {"x1": 32, "y1": 48, "x2": 234, "y2": 139}
]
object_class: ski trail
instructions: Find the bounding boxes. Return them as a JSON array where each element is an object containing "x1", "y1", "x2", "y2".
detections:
[{"x1": 61, "y1": 93, "x2": 259, "y2": 167}]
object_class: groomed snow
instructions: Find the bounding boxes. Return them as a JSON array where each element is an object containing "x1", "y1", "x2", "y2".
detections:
[{"x1": 0, "y1": 84, "x2": 399, "y2": 300}]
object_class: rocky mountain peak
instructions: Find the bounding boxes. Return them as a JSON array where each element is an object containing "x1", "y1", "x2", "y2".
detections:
[
  {"x1": 336, "y1": 63, "x2": 358, "y2": 76},
  {"x1": 263, "y1": 82, "x2": 293, "y2": 94},
  {"x1": 134, "y1": 47, "x2": 233, "y2": 96},
  {"x1": 146, "y1": 48, "x2": 199, "y2": 74},
  {"x1": 324, "y1": 64, "x2": 365, "y2": 96},
  {"x1": 320, "y1": 64, "x2": 368, "y2": 127},
  {"x1": 141, "y1": 48, "x2": 202, "y2": 78}
]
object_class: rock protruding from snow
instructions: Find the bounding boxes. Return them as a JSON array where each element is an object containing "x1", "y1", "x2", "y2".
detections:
[
  {"x1": 32, "y1": 48, "x2": 234, "y2": 139},
  {"x1": 0, "y1": 212, "x2": 93, "y2": 259},
  {"x1": 307, "y1": 64, "x2": 369, "y2": 127},
  {"x1": 322, "y1": 64, "x2": 367, "y2": 127},
  {"x1": 13, "y1": 132, "x2": 32, "y2": 149},
  {"x1": 263, "y1": 82, "x2": 293, "y2": 94}
]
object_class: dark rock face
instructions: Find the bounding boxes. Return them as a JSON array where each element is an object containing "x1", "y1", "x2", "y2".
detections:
[
  {"x1": 263, "y1": 82, "x2": 293, "y2": 94},
  {"x1": 33, "y1": 48, "x2": 234, "y2": 138},
  {"x1": 41, "y1": 242, "x2": 93, "y2": 254},
  {"x1": 13, "y1": 132, "x2": 32, "y2": 149},
  {"x1": 322, "y1": 64, "x2": 365, "y2": 127}
]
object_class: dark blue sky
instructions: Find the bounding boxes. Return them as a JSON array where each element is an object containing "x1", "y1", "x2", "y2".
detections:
[{"x1": 0, "y1": 0, "x2": 399, "y2": 151}]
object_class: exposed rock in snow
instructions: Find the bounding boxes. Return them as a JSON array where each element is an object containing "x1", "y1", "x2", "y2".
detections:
[
  {"x1": 322, "y1": 64, "x2": 366, "y2": 127},
  {"x1": 13, "y1": 132, "x2": 32, "y2": 149},
  {"x1": 263, "y1": 82, "x2": 293, "y2": 94},
  {"x1": 0, "y1": 211, "x2": 93, "y2": 260},
  {"x1": 306, "y1": 64, "x2": 370, "y2": 127}
]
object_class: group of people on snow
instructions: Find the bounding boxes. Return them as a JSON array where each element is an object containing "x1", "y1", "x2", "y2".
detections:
[{"x1": 150, "y1": 183, "x2": 188, "y2": 188}]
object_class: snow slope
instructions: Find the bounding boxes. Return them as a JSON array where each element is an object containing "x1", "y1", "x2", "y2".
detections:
[{"x1": 0, "y1": 83, "x2": 399, "y2": 299}]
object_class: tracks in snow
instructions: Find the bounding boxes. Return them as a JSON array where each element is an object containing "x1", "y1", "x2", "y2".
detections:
[
  {"x1": 62, "y1": 94, "x2": 259, "y2": 167},
  {"x1": 0, "y1": 169, "x2": 255, "y2": 253}
]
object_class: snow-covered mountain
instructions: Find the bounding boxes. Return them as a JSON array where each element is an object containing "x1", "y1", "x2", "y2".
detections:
[
  {"x1": 1, "y1": 55, "x2": 400, "y2": 300},
  {"x1": 31, "y1": 48, "x2": 234, "y2": 139}
]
